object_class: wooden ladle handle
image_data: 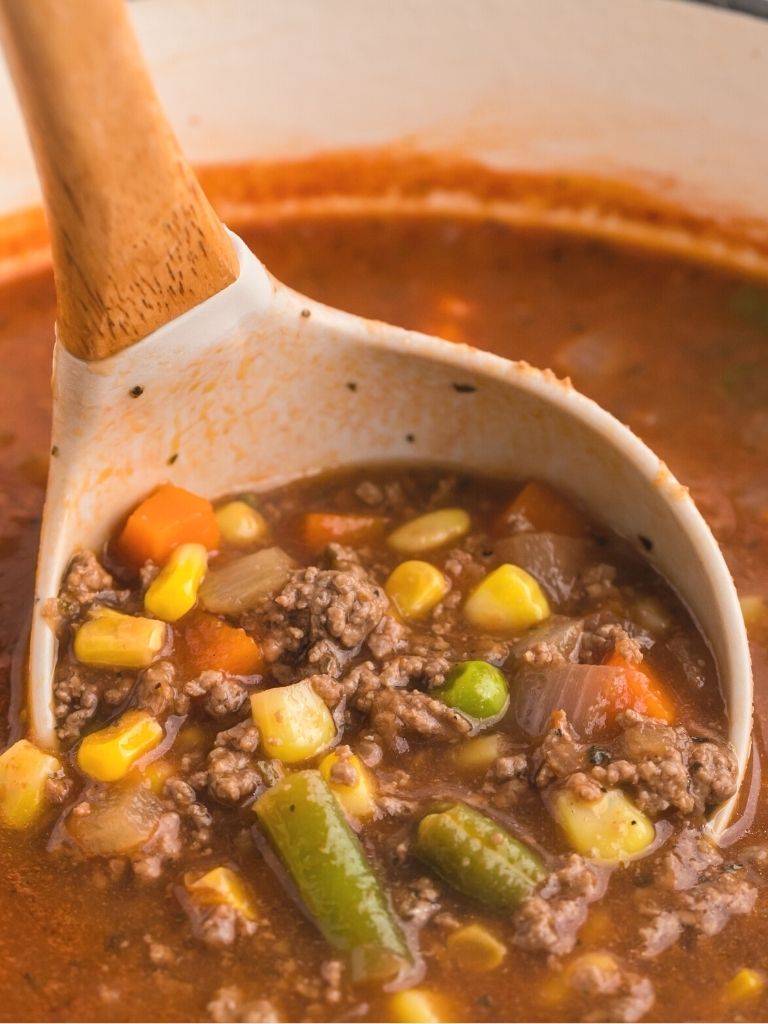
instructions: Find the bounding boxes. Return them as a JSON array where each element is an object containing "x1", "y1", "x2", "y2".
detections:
[{"x1": 0, "y1": 0, "x2": 238, "y2": 360}]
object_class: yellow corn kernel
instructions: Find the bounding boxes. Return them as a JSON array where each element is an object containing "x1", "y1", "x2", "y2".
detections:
[
  {"x1": 250, "y1": 680, "x2": 335, "y2": 763},
  {"x1": 215, "y1": 501, "x2": 269, "y2": 548},
  {"x1": 185, "y1": 866, "x2": 257, "y2": 920},
  {"x1": 453, "y1": 733, "x2": 502, "y2": 772},
  {"x1": 390, "y1": 989, "x2": 443, "y2": 1024},
  {"x1": 77, "y1": 710, "x2": 164, "y2": 783},
  {"x1": 385, "y1": 560, "x2": 447, "y2": 621},
  {"x1": 387, "y1": 508, "x2": 470, "y2": 554},
  {"x1": 144, "y1": 542, "x2": 208, "y2": 622},
  {"x1": 74, "y1": 607, "x2": 167, "y2": 669},
  {"x1": 319, "y1": 749, "x2": 376, "y2": 819},
  {"x1": 725, "y1": 967, "x2": 765, "y2": 1003},
  {"x1": 447, "y1": 923, "x2": 507, "y2": 971},
  {"x1": 139, "y1": 757, "x2": 175, "y2": 795},
  {"x1": 464, "y1": 563, "x2": 550, "y2": 633},
  {"x1": 553, "y1": 788, "x2": 654, "y2": 862},
  {"x1": 740, "y1": 595, "x2": 768, "y2": 630},
  {"x1": 0, "y1": 739, "x2": 61, "y2": 829}
]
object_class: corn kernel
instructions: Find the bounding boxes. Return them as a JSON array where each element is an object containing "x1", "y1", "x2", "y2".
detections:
[
  {"x1": 390, "y1": 989, "x2": 443, "y2": 1023},
  {"x1": 250, "y1": 680, "x2": 335, "y2": 763},
  {"x1": 215, "y1": 501, "x2": 269, "y2": 547},
  {"x1": 453, "y1": 733, "x2": 503, "y2": 772},
  {"x1": 447, "y1": 922, "x2": 507, "y2": 971},
  {"x1": 144, "y1": 542, "x2": 208, "y2": 622},
  {"x1": 726, "y1": 967, "x2": 765, "y2": 1003},
  {"x1": 464, "y1": 563, "x2": 550, "y2": 633},
  {"x1": 553, "y1": 788, "x2": 654, "y2": 862},
  {"x1": 388, "y1": 508, "x2": 470, "y2": 554},
  {"x1": 0, "y1": 739, "x2": 61, "y2": 829},
  {"x1": 74, "y1": 607, "x2": 167, "y2": 669},
  {"x1": 385, "y1": 560, "x2": 447, "y2": 620},
  {"x1": 185, "y1": 866, "x2": 257, "y2": 920},
  {"x1": 319, "y1": 749, "x2": 376, "y2": 819},
  {"x1": 77, "y1": 710, "x2": 164, "y2": 782},
  {"x1": 139, "y1": 758, "x2": 175, "y2": 795}
]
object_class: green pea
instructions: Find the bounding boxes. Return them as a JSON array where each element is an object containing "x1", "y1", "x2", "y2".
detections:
[{"x1": 435, "y1": 660, "x2": 509, "y2": 720}]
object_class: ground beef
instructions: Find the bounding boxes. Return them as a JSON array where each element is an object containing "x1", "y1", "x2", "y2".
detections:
[
  {"x1": 136, "y1": 661, "x2": 189, "y2": 718},
  {"x1": 369, "y1": 689, "x2": 471, "y2": 750},
  {"x1": 184, "y1": 670, "x2": 249, "y2": 717},
  {"x1": 481, "y1": 752, "x2": 530, "y2": 808},
  {"x1": 207, "y1": 987, "x2": 279, "y2": 1024},
  {"x1": 53, "y1": 663, "x2": 133, "y2": 743},
  {"x1": 566, "y1": 954, "x2": 655, "y2": 1023},
  {"x1": 639, "y1": 828, "x2": 758, "y2": 957},
  {"x1": 263, "y1": 565, "x2": 388, "y2": 674},
  {"x1": 163, "y1": 777, "x2": 212, "y2": 850},
  {"x1": 190, "y1": 720, "x2": 273, "y2": 804},
  {"x1": 193, "y1": 902, "x2": 257, "y2": 947},
  {"x1": 202, "y1": 748, "x2": 263, "y2": 804},
  {"x1": 653, "y1": 827, "x2": 722, "y2": 890},
  {"x1": 58, "y1": 550, "x2": 121, "y2": 616},
  {"x1": 393, "y1": 876, "x2": 442, "y2": 928},
  {"x1": 532, "y1": 710, "x2": 588, "y2": 787},
  {"x1": 365, "y1": 613, "x2": 410, "y2": 660},
  {"x1": 512, "y1": 854, "x2": 605, "y2": 956},
  {"x1": 533, "y1": 710, "x2": 738, "y2": 818},
  {"x1": 640, "y1": 871, "x2": 757, "y2": 957},
  {"x1": 327, "y1": 745, "x2": 358, "y2": 786},
  {"x1": 607, "y1": 711, "x2": 738, "y2": 816},
  {"x1": 131, "y1": 811, "x2": 182, "y2": 881}
]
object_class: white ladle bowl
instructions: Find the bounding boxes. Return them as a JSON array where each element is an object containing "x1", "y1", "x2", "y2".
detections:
[{"x1": 31, "y1": 232, "x2": 752, "y2": 836}]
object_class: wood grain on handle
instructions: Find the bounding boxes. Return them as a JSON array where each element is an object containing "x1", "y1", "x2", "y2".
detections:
[{"x1": 0, "y1": 0, "x2": 238, "y2": 360}]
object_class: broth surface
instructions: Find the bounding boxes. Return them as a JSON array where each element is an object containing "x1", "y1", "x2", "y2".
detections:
[{"x1": 0, "y1": 207, "x2": 767, "y2": 1022}]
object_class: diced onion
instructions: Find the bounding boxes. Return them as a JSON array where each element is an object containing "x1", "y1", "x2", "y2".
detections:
[
  {"x1": 494, "y1": 533, "x2": 593, "y2": 605},
  {"x1": 199, "y1": 546, "x2": 295, "y2": 614},
  {"x1": 67, "y1": 783, "x2": 162, "y2": 856},
  {"x1": 513, "y1": 664, "x2": 625, "y2": 737}
]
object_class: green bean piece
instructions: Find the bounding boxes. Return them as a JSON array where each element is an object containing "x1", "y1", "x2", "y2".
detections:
[
  {"x1": 255, "y1": 770, "x2": 411, "y2": 982},
  {"x1": 434, "y1": 660, "x2": 509, "y2": 720},
  {"x1": 415, "y1": 802, "x2": 546, "y2": 910}
]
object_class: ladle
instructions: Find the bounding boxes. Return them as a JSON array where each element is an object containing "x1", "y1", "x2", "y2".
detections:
[{"x1": 0, "y1": 0, "x2": 751, "y2": 836}]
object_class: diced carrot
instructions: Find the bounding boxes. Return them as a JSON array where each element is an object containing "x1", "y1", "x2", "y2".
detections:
[
  {"x1": 603, "y1": 651, "x2": 676, "y2": 724},
  {"x1": 116, "y1": 484, "x2": 220, "y2": 568},
  {"x1": 497, "y1": 481, "x2": 590, "y2": 538},
  {"x1": 303, "y1": 513, "x2": 387, "y2": 551},
  {"x1": 176, "y1": 610, "x2": 264, "y2": 677}
]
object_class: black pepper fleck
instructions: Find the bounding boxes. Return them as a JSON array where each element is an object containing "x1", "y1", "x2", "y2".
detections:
[
  {"x1": 167, "y1": 453, "x2": 179, "y2": 466},
  {"x1": 129, "y1": 385, "x2": 144, "y2": 398},
  {"x1": 638, "y1": 534, "x2": 653, "y2": 552},
  {"x1": 405, "y1": 433, "x2": 415, "y2": 444},
  {"x1": 300, "y1": 308, "x2": 311, "y2": 318},
  {"x1": 346, "y1": 382, "x2": 358, "y2": 392},
  {"x1": 50, "y1": 445, "x2": 59, "y2": 457},
  {"x1": 452, "y1": 382, "x2": 477, "y2": 394}
]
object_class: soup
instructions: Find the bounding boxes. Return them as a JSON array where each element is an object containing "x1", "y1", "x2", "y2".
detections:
[{"x1": 0, "y1": 192, "x2": 766, "y2": 1023}]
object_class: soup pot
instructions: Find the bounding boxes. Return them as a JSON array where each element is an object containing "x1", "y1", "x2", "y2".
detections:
[{"x1": 0, "y1": 0, "x2": 766, "y2": 829}]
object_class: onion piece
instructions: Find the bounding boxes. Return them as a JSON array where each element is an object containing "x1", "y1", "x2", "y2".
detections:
[
  {"x1": 67, "y1": 783, "x2": 162, "y2": 856},
  {"x1": 494, "y1": 532, "x2": 594, "y2": 605},
  {"x1": 199, "y1": 546, "x2": 295, "y2": 614},
  {"x1": 511, "y1": 615, "x2": 584, "y2": 664},
  {"x1": 513, "y1": 663, "x2": 626, "y2": 738}
]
